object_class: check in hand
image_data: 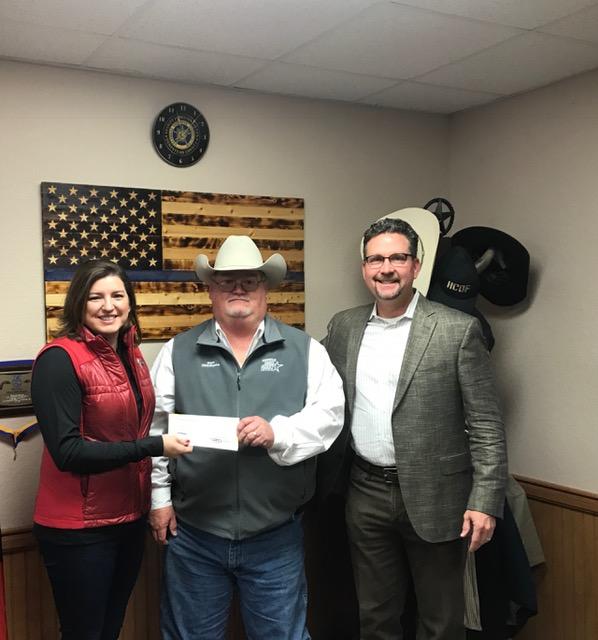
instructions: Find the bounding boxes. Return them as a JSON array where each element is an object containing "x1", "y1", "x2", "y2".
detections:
[
  {"x1": 461, "y1": 510, "x2": 496, "y2": 552},
  {"x1": 168, "y1": 414, "x2": 239, "y2": 451},
  {"x1": 237, "y1": 416, "x2": 275, "y2": 449}
]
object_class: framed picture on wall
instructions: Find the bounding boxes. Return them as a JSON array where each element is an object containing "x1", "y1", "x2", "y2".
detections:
[{"x1": 0, "y1": 360, "x2": 34, "y2": 417}]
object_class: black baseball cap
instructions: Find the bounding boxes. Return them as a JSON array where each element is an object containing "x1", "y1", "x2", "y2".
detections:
[{"x1": 428, "y1": 246, "x2": 479, "y2": 314}]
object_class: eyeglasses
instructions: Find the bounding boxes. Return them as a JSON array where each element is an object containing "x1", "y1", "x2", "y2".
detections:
[
  {"x1": 363, "y1": 253, "x2": 415, "y2": 268},
  {"x1": 211, "y1": 275, "x2": 265, "y2": 292}
]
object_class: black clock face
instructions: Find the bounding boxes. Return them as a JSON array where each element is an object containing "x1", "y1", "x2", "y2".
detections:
[{"x1": 152, "y1": 102, "x2": 210, "y2": 167}]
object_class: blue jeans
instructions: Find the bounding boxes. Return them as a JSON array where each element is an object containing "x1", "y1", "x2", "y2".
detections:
[{"x1": 161, "y1": 517, "x2": 310, "y2": 640}]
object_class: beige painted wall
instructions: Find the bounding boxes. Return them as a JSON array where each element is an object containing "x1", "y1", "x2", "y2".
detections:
[
  {"x1": 0, "y1": 60, "x2": 448, "y2": 529},
  {"x1": 449, "y1": 68, "x2": 598, "y2": 493}
]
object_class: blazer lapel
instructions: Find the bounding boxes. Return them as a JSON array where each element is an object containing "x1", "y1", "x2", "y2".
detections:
[
  {"x1": 344, "y1": 306, "x2": 371, "y2": 411},
  {"x1": 393, "y1": 296, "x2": 437, "y2": 412}
]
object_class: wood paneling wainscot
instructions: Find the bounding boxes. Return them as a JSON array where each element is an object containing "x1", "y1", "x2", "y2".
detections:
[
  {"x1": 2, "y1": 529, "x2": 245, "y2": 639},
  {"x1": 3, "y1": 477, "x2": 598, "y2": 639},
  {"x1": 515, "y1": 476, "x2": 598, "y2": 640}
]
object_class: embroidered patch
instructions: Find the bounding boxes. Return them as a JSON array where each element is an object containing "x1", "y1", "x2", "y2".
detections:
[
  {"x1": 201, "y1": 361, "x2": 221, "y2": 368},
  {"x1": 260, "y1": 358, "x2": 284, "y2": 373}
]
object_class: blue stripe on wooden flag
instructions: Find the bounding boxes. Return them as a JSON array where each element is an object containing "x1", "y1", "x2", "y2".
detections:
[{"x1": 45, "y1": 269, "x2": 305, "y2": 283}]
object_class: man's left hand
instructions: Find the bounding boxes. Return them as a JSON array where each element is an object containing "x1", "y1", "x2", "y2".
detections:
[
  {"x1": 237, "y1": 416, "x2": 275, "y2": 449},
  {"x1": 460, "y1": 510, "x2": 496, "y2": 552}
]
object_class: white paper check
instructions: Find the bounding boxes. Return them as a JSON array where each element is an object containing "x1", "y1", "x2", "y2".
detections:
[{"x1": 168, "y1": 414, "x2": 239, "y2": 451}]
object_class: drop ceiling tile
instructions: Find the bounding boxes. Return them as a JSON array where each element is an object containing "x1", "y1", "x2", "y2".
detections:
[
  {"x1": 540, "y1": 4, "x2": 598, "y2": 44},
  {"x1": 0, "y1": 20, "x2": 106, "y2": 64},
  {"x1": 283, "y1": 3, "x2": 521, "y2": 79},
  {"x1": 235, "y1": 62, "x2": 397, "y2": 101},
  {"x1": 120, "y1": 0, "x2": 379, "y2": 59},
  {"x1": 391, "y1": 0, "x2": 598, "y2": 30},
  {"x1": 418, "y1": 31, "x2": 598, "y2": 94},
  {"x1": 86, "y1": 38, "x2": 266, "y2": 86},
  {"x1": 0, "y1": 0, "x2": 148, "y2": 35},
  {"x1": 361, "y1": 80, "x2": 500, "y2": 113}
]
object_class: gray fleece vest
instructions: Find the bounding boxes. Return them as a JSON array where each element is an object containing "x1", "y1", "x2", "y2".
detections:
[{"x1": 170, "y1": 315, "x2": 312, "y2": 539}]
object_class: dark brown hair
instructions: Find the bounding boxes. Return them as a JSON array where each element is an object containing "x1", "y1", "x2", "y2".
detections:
[
  {"x1": 363, "y1": 218, "x2": 419, "y2": 258},
  {"x1": 55, "y1": 260, "x2": 141, "y2": 344}
]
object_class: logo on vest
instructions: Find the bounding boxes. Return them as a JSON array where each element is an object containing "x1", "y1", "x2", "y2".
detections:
[
  {"x1": 260, "y1": 358, "x2": 284, "y2": 373},
  {"x1": 201, "y1": 360, "x2": 221, "y2": 368}
]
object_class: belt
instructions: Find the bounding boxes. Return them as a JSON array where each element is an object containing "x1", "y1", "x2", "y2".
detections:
[{"x1": 353, "y1": 455, "x2": 399, "y2": 484}]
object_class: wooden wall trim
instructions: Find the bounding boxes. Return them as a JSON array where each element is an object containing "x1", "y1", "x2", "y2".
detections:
[
  {"x1": 515, "y1": 474, "x2": 598, "y2": 516},
  {"x1": 1, "y1": 526, "x2": 246, "y2": 639},
  {"x1": 4, "y1": 479, "x2": 598, "y2": 640},
  {"x1": 514, "y1": 476, "x2": 598, "y2": 640},
  {"x1": 2, "y1": 527, "x2": 164, "y2": 640},
  {"x1": 4, "y1": 475, "x2": 598, "y2": 544},
  {"x1": 2, "y1": 527, "x2": 35, "y2": 554}
]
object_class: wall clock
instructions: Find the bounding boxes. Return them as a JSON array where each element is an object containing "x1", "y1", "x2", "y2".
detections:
[{"x1": 152, "y1": 102, "x2": 210, "y2": 167}]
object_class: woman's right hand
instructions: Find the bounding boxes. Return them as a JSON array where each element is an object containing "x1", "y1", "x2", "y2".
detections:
[{"x1": 161, "y1": 434, "x2": 193, "y2": 457}]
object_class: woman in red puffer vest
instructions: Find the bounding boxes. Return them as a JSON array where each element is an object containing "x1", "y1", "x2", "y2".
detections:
[{"x1": 32, "y1": 260, "x2": 191, "y2": 640}]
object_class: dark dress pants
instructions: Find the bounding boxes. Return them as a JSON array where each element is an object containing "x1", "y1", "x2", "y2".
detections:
[
  {"x1": 37, "y1": 519, "x2": 146, "y2": 640},
  {"x1": 346, "y1": 462, "x2": 466, "y2": 640}
]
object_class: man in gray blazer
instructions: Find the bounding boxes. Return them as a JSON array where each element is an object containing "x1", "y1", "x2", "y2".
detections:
[{"x1": 320, "y1": 217, "x2": 507, "y2": 640}]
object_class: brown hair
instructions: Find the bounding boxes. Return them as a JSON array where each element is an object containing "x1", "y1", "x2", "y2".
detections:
[
  {"x1": 362, "y1": 218, "x2": 419, "y2": 258},
  {"x1": 54, "y1": 260, "x2": 141, "y2": 344}
]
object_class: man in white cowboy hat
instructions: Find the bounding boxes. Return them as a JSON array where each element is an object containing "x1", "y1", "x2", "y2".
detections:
[{"x1": 148, "y1": 235, "x2": 344, "y2": 640}]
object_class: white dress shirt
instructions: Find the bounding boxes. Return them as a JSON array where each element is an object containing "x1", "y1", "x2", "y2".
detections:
[
  {"x1": 351, "y1": 291, "x2": 420, "y2": 466},
  {"x1": 150, "y1": 319, "x2": 345, "y2": 509}
]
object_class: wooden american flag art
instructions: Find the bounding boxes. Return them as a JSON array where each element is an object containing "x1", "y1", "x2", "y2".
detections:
[{"x1": 41, "y1": 182, "x2": 304, "y2": 340}]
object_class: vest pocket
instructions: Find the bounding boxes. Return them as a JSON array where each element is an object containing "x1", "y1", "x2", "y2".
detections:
[
  {"x1": 82, "y1": 466, "x2": 137, "y2": 520},
  {"x1": 80, "y1": 475, "x2": 89, "y2": 497}
]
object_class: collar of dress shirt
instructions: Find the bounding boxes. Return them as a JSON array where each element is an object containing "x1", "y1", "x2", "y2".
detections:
[
  {"x1": 369, "y1": 290, "x2": 420, "y2": 325},
  {"x1": 214, "y1": 318, "x2": 265, "y2": 354}
]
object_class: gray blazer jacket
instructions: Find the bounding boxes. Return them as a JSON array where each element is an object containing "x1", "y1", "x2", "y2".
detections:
[{"x1": 319, "y1": 295, "x2": 508, "y2": 543}]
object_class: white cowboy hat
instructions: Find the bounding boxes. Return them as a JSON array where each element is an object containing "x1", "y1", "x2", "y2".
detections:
[{"x1": 194, "y1": 235, "x2": 287, "y2": 288}]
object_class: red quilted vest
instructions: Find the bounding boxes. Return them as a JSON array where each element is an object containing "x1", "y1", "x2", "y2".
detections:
[{"x1": 33, "y1": 327, "x2": 155, "y2": 528}]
